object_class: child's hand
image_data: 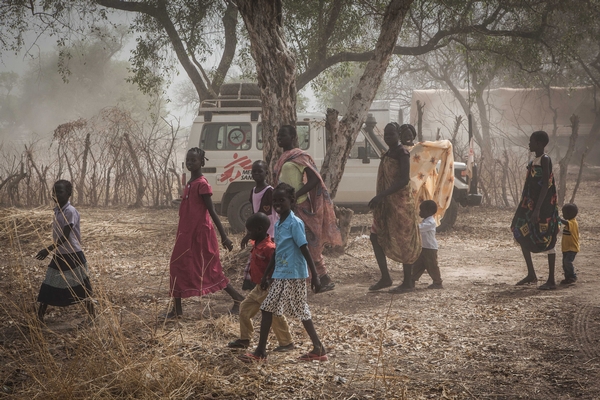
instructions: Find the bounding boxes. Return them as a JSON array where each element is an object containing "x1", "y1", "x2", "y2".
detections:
[
  {"x1": 240, "y1": 234, "x2": 250, "y2": 249},
  {"x1": 222, "y1": 238, "x2": 233, "y2": 251},
  {"x1": 311, "y1": 275, "x2": 322, "y2": 294},
  {"x1": 260, "y1": 276, "x2": 271, "y2": 290},
  {"x1": 35, "y1": 249, "x2": 50, "y2": 260}
]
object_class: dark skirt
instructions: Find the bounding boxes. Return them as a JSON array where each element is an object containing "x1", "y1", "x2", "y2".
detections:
[
  {"x1": 511, "y1": 161, "x2": 559, "y2": 253},
  {"x1": 37, "y1": 251, "x2": 93, "y2": 306}
]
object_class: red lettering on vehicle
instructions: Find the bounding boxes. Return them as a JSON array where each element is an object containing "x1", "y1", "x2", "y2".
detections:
[{"x1": 219, "y1": 153, "x2": 253, "y2": 183}]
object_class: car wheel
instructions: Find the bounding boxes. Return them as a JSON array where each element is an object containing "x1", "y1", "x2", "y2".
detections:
[
  {"x1": 227, "y1": 191, "x2": 253, "y2": 233},
  {"x1": 437, "y1": 197, "x2": 458, "y2": 233}
]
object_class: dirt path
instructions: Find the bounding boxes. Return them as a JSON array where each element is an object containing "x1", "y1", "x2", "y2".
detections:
[{"x1": 1, "y1": 172, "x2": 599, "y2": 398}]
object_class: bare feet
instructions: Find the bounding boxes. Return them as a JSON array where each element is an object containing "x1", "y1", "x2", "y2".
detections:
[
  {"x1": 273, "y1": 343, "x2": 295, "y2": 352},
  {"x1": 162, "y1": 309, "x2": 182, "y2": 319},
  {"x1": 538, "y1": 281, "x2": 557, "y2": 290},
  {"x1": 230, "y1": 301, "x2": 241, "y2": 315},
  {"x1": 369, "y1": 279, "x2": 393, "y2": 291},
  {"x1": 228, "y1": 339, "x2": 249, "y2": 349},
  {"x1": 515, "y1": 276, "x2": 538, "y2": 286},
  {"x1": 389, "y1": 285, "x2": 415, "y2": 294}
]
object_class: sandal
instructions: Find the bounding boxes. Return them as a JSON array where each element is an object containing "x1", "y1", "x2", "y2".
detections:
[
  {"x1": 298, "y1": 352, "x2": 329, "y2": 362},
  {"x1": 369, "y1": 279, "x2": 393, "y2": 291},
  {"x1": 227, "y1": 339, "x2": 249, "y2": 349},
  {"x1": 515, "y1": 277, "x2": 538, "y2": 286},
  {"x1": 238, "y1": 353, "x2": 267, "y2": 363},
  {"x1": 273, "y1": 343, "x2": 295, "y2": 352}
]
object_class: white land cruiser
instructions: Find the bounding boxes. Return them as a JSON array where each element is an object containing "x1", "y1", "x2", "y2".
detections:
[{"x1": 186, "y1": 84, "x2": 481, "y2": 232}]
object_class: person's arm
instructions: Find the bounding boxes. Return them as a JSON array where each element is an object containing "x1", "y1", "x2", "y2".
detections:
[
  {"x1": 203, "y1": 193, "x2": 233, "y2": 251},
  {"x1": 241, "y1": 233, "x2": 251, "y2": 249},
  {"x1": 369, "y1": 150, "x2": 410, "y2": 208},
  {"x1": 295, "y1": 166, "x2": 320, "y2": 199},
  {"x1": 559, "y1": 218, "x2": 568, "y2": 226},
  {"x1": 300, "y1": 244, "x2": 321, "y2": 293},
  {"x1": 241, "y1": 188, "x2": 254, "y2": 249},
  {"x1": 531, "y1": 155, "x2": 550, "y2": 223},
  {"x1": 35, "y1": 224, "x2": 72, "y2": 260},
  {"x1": 260, "y1": 256, "x2": 276, "y2": 290},
  {"x1": 419, "y1": 217, "x2": 437, "y2": 232}
]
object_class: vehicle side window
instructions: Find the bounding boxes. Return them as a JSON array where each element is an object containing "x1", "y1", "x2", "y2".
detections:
[
  {"x1": 257, "y1": 123, "x2": 310, "y2": 150},
  {"x1": 349, "y1": 132, "x2": 379, "y2": 159},
  {"x1": 200, "y1": 123, "x2": 252, "y2": 151}
]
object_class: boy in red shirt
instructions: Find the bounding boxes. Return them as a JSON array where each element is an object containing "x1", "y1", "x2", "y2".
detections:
[{"x1": 227, "y1": 213, "x2": 294, "y2": 351}]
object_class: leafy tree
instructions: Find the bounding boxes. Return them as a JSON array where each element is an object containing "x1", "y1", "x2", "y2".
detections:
[{"x1": 1, "y1": 0, "x2": 558, "y2": 194}]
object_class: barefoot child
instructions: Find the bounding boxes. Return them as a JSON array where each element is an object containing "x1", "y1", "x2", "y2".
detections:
[
  {"x1": 240, "y1": 160, "x2": 279, "y2": 291},
  {"x1": 511, "y1": 131, "x2": 559, "y2": 290},
  {"x1": 35, "y1": 180, "x2": 94, "y2": 322},
  {"x1": 228, "y1": 213, "x2": 294, "y2": 351},
  {"x1": 411, "y1": 200, "x2": 443, "y2": 289},
  {"x1": 239, "y1": 183, "x2": 327, "y2": 362},
  {"x1": 167, "y1": 147, "x2": 244, "y2": 318},
  {"x1": 560, "y1": 203, "x2": 579, "y2": 285}
]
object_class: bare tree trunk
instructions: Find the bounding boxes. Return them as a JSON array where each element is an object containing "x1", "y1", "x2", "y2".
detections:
[
  {"x1": 558, "y1": 114, "x2": 579, "y2": 206},
  {"x1": 325, "y1": 108, "x2": 339, "y2": 152},
  {"x1": 104, "y1": 167, "x2": 112, "y2": 207},
  {"x1": 570, "y1": 112, "x2": 600, "y2": 203},
  {"x1": 236, "y1": 0, "x2": 297, "y2": 173},
  {"x1": 24, "y1": 145, "x2": 50, "y2": 203},
  {"x1": 416, "y1": 99, "x2": 425, "y2": 141},
  {"x1": 6, "y1": 160, "x2": 27, "y2": 206},
  {"x1": 321, "y1": 0, "x2": 414, "y2": 197},
  {"x1": 500, "y1": 150, "x2": 510, "y2": 207},
  {"x1": 78, "y1": 132, "x2": 91, "y2": 205},
  {"x1": 123, "y1": 133, "x2": 146, "y2": 207},
  {"x1": 451, "y1": 115, "x2": 463, "y2": 160}
]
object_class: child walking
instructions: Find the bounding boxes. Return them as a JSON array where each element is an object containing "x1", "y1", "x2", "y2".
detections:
[
  {"x1": 35, "y1": 180, "x2": 94, "y2": 322},
  {"x1": 228, "y1": 213, "x2": 294, "y2": 351},
  {"x1": 511, "y1": 131, "x2": 560, "y2": 290},
  {"x1": 411, "y1": 200, "x2": 443, "y2": 289},
  {"x1": 240, "y1": 160, "x2": 279, "y2": 290},
  {"x1": 239, "y1": 183, "x2": 327, "y2": 363},
  {"x1": 560, "y1": 203, "x2": 579, "y2": 285},
  {"x1": 167, "y1": 147, "x2": 244, "y2": 318}
]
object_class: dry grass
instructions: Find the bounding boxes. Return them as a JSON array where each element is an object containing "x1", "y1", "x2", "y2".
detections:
[
  {"x1": 0, "y1": 208, "x2": 409, "y2": 400},
  {"x1": 2, "y1": 169, "x2": 600, "y2": 399}
]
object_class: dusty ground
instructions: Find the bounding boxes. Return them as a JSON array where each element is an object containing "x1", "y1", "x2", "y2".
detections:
[{"x1": 1, "y1": 169, "x2": 600, "y2": 399}]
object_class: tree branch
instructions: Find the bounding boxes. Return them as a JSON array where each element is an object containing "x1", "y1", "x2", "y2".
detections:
[
  {"x1": 97, "y1": 0, "x2": 217, "y2": 100},
  {"x1": 296, "y1": 5, "x2": 550, "y2": 90}
]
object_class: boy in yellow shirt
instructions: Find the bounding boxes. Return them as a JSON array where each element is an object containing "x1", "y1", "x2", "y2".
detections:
[{"x1": 560, "y1": 203, "x2": 579, "y2": 285}]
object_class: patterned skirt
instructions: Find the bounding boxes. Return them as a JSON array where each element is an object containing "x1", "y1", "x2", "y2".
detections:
[
  {"x1": 37, "y1": 251, "x2": 93, "y2": 306},
  {"x1": 260, "y1": 279, "x2": 311, "y2": 321}
]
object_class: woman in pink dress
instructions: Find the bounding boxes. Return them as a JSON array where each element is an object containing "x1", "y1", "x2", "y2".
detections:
[{"x1": 166, "y1": 147, "x2": 245, "y2": 318}]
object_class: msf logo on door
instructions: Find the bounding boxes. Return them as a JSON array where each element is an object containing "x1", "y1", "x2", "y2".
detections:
[{"x1": 218, "y1": 153, "x2": 253, "y2": 183}]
